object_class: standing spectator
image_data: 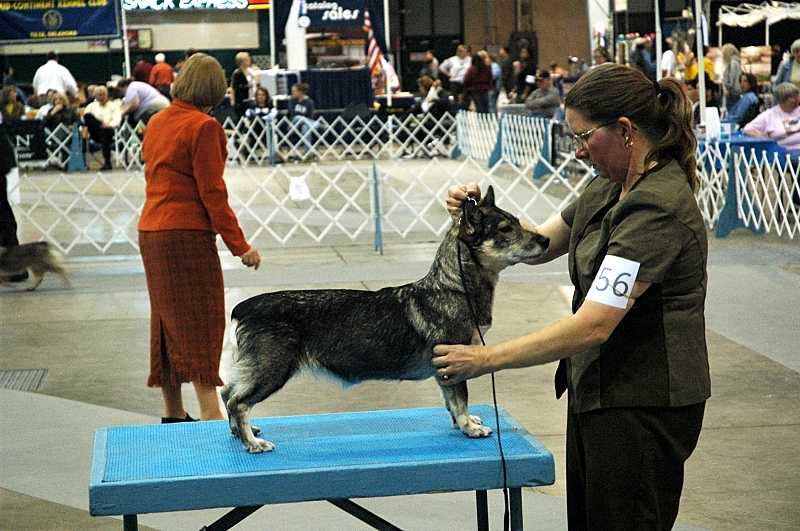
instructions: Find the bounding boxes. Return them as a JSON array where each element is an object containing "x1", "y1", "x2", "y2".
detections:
[
  {"x1": 770, "y1": 44, "x2": 784, "y2": 78},
  {"x1": 722, "y1": 73, "x2": 759, "y2": 128},
  {"x1": 118, "y1": 79, "x2": 170, "y2": 124},
  {"x1": 774, "y1": 39, "x2": 800, "y2": 89},
  {"x1": 231, "y1": 51, "x2": 258, "y2": 118},
  {"x1": 488, "y1": 52, "x2": 502, "y2": 111},
  {"x1": 660, "y1": 38, "x2": 676, "y2": 78},
  {"x1": 133, "y1": 56, "x2": 154, "y2": 84},
  {"x1": 1, "y1": 86, "x2": 24, "y2": 123},
  {"x1": 149, "y1": 53, "x2": 175, "y2": 99},
  {"x1": 2, "y1": 65, "x2": 16, "y2": 86},
  {"x1": 288, "y1": 82, "x2": 317, "y2": 156},
  {"x1": 679, "y1": 42, "x2": 698, "y2": 83},
  {"x1": 592, "y1": 46, "x2": 613, "y2": 67},
  {"x1": 720, "y1": 44, "x2": 742, "y2": 111},
  {"x1": 138, "y1": 53, "x2": 261, "y2": 423},
  {"x1": 514, "y1": 47, "x2": 537, "y2": 102},
  {"x1": 462, "y1": 52, "x2": 492, "y2": 113},
  {"x1": 83, "y1": 86, "x2": 122, "y2": 170},
  {"x1": 418, "y1": 50, "x2": 440, "y2": 80},
  {"x1": 439, "y1": 44, "x2": 471, "y2": 97},
  {"x1": 630, "y1": 38, "x2": 656, "y2": 81},
  {"x1": 524, "y1": 70, "x2": 562, "y2": 118},
  {"x1": 32, "y1": 51, "x2": 77, "y2": 98},
  {"x1": 498, "y1": 46, "x2": 516, "y2": 95}
]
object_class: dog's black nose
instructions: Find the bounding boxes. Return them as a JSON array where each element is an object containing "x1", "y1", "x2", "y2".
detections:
[{"x1": 538, "y1": 235, "x2": 550, "y2": 248}]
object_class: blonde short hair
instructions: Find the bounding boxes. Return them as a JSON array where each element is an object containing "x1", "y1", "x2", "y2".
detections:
[
  {"x1": 171, "y1": 53, "x2": 226, "y2": 107},
  {"x1": 235, "y1": 51, "x2": 251, "y2": 67}
]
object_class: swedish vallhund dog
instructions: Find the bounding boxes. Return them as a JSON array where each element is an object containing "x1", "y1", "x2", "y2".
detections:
[
  {"x1": 0, "y1": 242, "x2": 70, "y2": 291},
  {"x1": 223, "y1": 187, "x2": 549, "y2": 453}
]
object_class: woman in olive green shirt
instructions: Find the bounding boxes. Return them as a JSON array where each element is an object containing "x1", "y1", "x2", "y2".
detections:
[{"x1": 435, "y1": 64, "x2": 710, "y2": 530}]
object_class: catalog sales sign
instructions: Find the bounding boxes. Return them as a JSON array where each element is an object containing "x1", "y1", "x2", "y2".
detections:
[{"x1": 0, "y1": 0, "x2": 121, "y2": 44}]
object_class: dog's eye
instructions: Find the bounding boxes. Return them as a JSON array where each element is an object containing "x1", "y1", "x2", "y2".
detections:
[{"x1": 498, "y1": 225, "x2": 514, "y2": 233}]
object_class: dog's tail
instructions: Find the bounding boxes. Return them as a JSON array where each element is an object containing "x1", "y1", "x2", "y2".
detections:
[{"x1": 226, "y1": 319, "x2": 241, "y2": 363}]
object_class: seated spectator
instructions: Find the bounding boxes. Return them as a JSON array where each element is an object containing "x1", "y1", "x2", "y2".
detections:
[
  {"x1": 1, "y1": 86, "x2": 24, "y2": 123},
  {"x1": 83, "y1": 86, "x2": 122, "y2": 170},
  {"x1": 149, "y1": 53, "x2": 175, "y2": 99},
  {"x1": 723, "y1": 73, "x2": 760, "y2": 128},
  {"x1": 118, "y1": 79, "x2": 170, "y2": 124},
  {"x1": 592, "y1": 46, "x2": 613, "y2": 67},
  {"x1": 42, "y1": 92, "x2": 79, "y2": 128},
  {"x1": 244, "y1": 87, "x2": 275, "y2": 120},
  {"x1": 524, "y1": 70, "x2": 561, "y2": 118},
  {"x1": 686, "y1": 73, "x2": 722, "y2": 127},
  {"x1": 743, "y1": 82, "x2": 800, "y2": 152},
  {"x1": 288, "y1": 82, "x2": 317, "y2": 155},
  {"x1": 414, "y1": 75, "x2": 451, "y2": 117}
]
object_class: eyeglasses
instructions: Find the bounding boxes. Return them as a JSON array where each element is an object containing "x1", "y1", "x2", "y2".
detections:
[{"x1": 568, "y1": 120, "x2": 618, "y2": 151}]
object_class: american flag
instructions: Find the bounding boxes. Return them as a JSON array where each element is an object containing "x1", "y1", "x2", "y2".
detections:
[{"x1": 363, "y1": 10, "x2": 383, "y2": 78}]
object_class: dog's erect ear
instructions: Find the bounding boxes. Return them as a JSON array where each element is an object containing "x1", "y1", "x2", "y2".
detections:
[
  {"x1": 459, "y1": 199, "x2": 483, "y2": 238},
  {"x1": 479, "y1": 185, "x2": 495, "y2": 208}
]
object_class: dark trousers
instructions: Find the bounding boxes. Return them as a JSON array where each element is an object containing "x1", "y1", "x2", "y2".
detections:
[
  {"x1": 0, "y1": 127, "x2": 19, "y2": 247},
  {"x1": 462, "y1": 91, "x2": 489, "y2": 113},
  {"x1": 0, "y1": 170, "x2": 19, "y2": 247},
  {"x1": 566, "y1": 402, "x2": 705, "y2": 531},
  {"x1": 83, "y1": 113, "x2": 114, "y2": 164}
]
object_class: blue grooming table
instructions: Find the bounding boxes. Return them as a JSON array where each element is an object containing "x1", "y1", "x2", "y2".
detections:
[{"x1": 90, "y1": 405, "x2": 555, "y2": 530}]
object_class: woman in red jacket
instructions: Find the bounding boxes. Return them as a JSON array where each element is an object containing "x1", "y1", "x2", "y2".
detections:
[
  {"x1": 138, "y1": 53, "x2": 262, "y2": 423},
  {"x1": 462, "y1": 52, "x2": 493, "y2": 113}
]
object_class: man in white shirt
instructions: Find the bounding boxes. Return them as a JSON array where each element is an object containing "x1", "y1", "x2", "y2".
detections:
[
  {"x1": 83, "y1": 86, "x2": 122, "y2": 170},
  {"x1": 439, "y1": 45, "x2": 471, "y2": 97},
  {"x1": 32, "y1": 51, "x2": 78, "y2": 98}
]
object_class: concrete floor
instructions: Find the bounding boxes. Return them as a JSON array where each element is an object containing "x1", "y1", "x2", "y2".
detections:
[{"x1": 1, "y1": 229, "x2": 798, "y2": 530}]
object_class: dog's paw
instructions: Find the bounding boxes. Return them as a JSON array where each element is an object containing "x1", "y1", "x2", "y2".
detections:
[
  {"x1": 462, "y1": 423, "x2": 492, "y2": 438},
  {"x1": 469, "y1": 415, "x2": 483, "y2": 425},
  {"x1": 245, "y1": 437, "x2": 275, "y2": 453}
]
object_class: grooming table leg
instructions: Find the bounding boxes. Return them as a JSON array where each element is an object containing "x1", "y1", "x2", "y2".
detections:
[
  {"x1": 510, "y1": 488, "x2": 523, "y2": 530},
  {"x1": 475, "y1": 490, "x2": 489, "y2": 531},
  {"x1": 328, "y1": 498, "x2": 403, "y2": 531},
  {"x1": 200, "y1": 506, "x2": 263, "y2": 531},
  {"x1": 122, "y1": 514, "x2": 138, "y2": 530}
]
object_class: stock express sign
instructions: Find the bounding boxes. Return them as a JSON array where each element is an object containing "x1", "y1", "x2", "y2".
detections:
[
  {"x1": 0, "y1": 0, "x2": 121, "y2": 43},
  {"x1": 121, "y1": 0, "x2": 269, "y2": 9}
]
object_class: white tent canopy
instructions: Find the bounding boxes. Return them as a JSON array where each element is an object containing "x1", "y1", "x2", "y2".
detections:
[{"x1": 718, "y1": 1, "x2": 800, "y2": 46}]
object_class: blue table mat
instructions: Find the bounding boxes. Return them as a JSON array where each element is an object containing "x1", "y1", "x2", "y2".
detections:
[{"x1": 102, "y1": 405, "x2": 545, "y2": 484}]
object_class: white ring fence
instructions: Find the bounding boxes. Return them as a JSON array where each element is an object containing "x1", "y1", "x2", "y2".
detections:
[{"x1": 8, "y1": 111, "x2": 798, "y2": 256}]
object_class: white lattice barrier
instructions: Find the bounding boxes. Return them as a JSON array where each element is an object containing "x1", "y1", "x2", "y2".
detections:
[
  {"x1": 376, "y1": 156, "x2": 594, "y2": 241},
  {"x1": 454, "y1": 111, "x2": 499, "y2": 161},
  {"x1": 734, "y1": 148, "x2": 800, "y2": 238},
  {"x1": 695, "y1": 141, "x2": 730, "y2": 229},
  {"x1": 498, "y1": 114, "x2": 551, "y2": 167}
]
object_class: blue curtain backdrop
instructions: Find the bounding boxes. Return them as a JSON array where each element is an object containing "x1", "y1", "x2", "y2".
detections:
[{"x1": 273, "y1": 0, "x2": 388, "y2": 58}]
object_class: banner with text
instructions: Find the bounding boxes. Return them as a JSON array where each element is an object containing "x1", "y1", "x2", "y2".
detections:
[
  {"x1": 300, "y1": 0, "x2": 364, "y2": 29},
  {"x1": 0, "y1": 0, "x2": 121, "y2": 44}
]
